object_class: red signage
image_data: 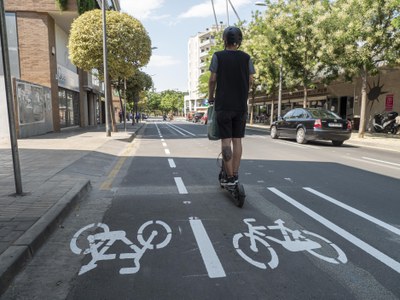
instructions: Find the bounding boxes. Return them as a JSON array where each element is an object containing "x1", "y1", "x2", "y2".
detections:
[{"x1": 385, "y1": 94, "x2": 394, "y2": 111}]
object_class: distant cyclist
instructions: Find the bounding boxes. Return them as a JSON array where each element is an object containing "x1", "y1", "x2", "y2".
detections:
[{"x1": 208, "y1": 26, "x2": 255, "y2": 186}]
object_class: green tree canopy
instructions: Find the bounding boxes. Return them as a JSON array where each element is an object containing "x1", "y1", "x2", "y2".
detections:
[
  {"x1": 160, "y1": 90, "x2": 185, "y2": 114},
  {"x1": 324, "y1": 0, "x2": 400, "y2": 136},
  {"x1": 68, "y1": 9, "x2": 152, "y2": 80}
]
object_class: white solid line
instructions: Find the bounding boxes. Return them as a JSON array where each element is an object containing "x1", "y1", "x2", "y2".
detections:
[
  {"x1": 174, "y1": 177, "x2": 188, "y2": 194},
  {"x1": 165, "y1": 149, "x2": 170, "y2": 155},
  {"x1": 303, "y1": 187, "x2": 400, "y2": 236},
  {"x1": 268, "y1": 187, "x2": 400, "y2": 274},
  {"x1": 362, "y1": 157, "x2": 400, "y2": 167},
  {"x1": 168, "y1": 158, "x2": 176, "y2": 168},
  {"x1": 168, "y1": 124, "x2": 196, "y2": 136},
  {"x1": 189, "y1": 219, "x2": 226, "y2": 278}
]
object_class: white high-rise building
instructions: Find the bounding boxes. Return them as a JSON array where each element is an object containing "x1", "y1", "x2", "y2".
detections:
[{"x1": 184, "y1": 25, "x2": 220, "y2": 116}]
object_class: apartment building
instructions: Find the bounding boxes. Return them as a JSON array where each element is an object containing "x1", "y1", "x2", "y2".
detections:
[
  {"x1": 0, "y1": 0, "x2": 120, "y2": 139},
  {"x1": 184, "y1": 25, "x2": 219, "y2": 116}
]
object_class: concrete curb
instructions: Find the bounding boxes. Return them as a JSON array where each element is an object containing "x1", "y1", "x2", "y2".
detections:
[{"x1": 0, "y1": 180, "x2": 91, "y2": 295}]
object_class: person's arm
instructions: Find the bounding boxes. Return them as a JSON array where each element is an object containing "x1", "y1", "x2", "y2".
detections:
[
  {"x1": 249, "y1": 57, "x2": 255, "y2": 91},
  {"x1": 208, "y1": 72, "x2": 217, "y2": 104},
  {"x1": 249, "y1": 74, "x2": 254, "y2": 90},
  {"x1": 208, "y1": 54, "x2": 218, "y2": 104}
]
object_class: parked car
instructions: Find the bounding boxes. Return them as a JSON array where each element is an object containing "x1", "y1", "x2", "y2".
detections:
[
  {"x1": 270, "y1": 108, "x2": 352, "y2": 146},
  {"x1": 192, "y1": 112, "x2": 205, "y2": 123},
  {"x1": 200, "y1": 110, "x2": 208, "y2": 125}
]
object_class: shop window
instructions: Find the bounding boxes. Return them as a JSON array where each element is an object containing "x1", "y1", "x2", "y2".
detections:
[{"x1": 58, "y1": 88, "x2": 80, "y2": 128}]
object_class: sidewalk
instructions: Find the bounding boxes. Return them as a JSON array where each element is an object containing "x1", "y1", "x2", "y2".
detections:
[
  {"x1": 0, "y1": 122, "x2": 145, "y2": 295},
  {"x1": 246, "y1": 122, "x2": 400, "y2": 152}
]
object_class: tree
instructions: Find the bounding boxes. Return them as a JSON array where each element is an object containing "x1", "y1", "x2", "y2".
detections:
[
  {"x1": 69, "y1": 9, "x2": 151, "y2": 79},
  {"x1": 146, "y1": 90, "x2": 162, "y2": 115},
  {"x1": 242, "y1": 11, "x2": 279, "y2": 124},
  {"x1": 68, "y1": 9, "x2": 152, "y2": 130},
  {"x1": 160, "y1": 90, "x2": 185, "y2": 115},
  {"x1": 327, "y1": 0, "x2": 400, "y2": 137},
  {"x1": 112, "y1": 71, "x2": 153, "y2": 121},
  {"x1": 263, "y1": 0, "x2": 334, "y2": 108},
  {"x1": 392, "y1": 0, "x2": 400, "y2": 28}
]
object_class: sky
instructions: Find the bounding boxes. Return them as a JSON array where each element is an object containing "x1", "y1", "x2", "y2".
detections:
[{"x1": 118, "y1": 0, "x2": 263, "y2": 92}]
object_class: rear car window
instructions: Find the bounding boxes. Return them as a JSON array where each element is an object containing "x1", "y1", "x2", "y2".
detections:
[{"x1": 309, "y1": 109, "x2": 341, "y2": 119}]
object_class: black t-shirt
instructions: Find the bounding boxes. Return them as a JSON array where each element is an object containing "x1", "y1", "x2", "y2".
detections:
[{"x1": 209, "y1": 50, "x2": 253, "y2": 112}]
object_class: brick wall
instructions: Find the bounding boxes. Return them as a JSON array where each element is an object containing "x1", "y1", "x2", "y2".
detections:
[
  {"x1": 16, "y1": 11, "x2": 60, "y2": 131},
  {"x1": 17, "y1": 12, "x2": 52, "y2": 87},
  {"x1": 5, "y1": 0, "x2": 78, "y2": 12}
]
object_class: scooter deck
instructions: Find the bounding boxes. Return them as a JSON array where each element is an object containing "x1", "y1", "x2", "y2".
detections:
[{"x1": 219, "y1": 174, "x2": 245, "y2": 208}]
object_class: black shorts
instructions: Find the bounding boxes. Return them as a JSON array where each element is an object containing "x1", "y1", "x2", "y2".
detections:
[{"x1": 216, "y1": 111, "x2": 247, "y2": 139}]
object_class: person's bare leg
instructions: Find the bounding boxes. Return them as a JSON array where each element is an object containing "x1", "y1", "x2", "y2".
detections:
[
  {"x1": 221, "y1": 138, "x2": 233, "y2": 177},
  {"x1": 232, "y1": 138, "x2": 242, "y2": 177}
]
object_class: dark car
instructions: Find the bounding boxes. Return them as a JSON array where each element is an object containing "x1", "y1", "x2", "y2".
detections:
[{"x1": 270, "y1": 108, "x2": 352, "y2": 146}]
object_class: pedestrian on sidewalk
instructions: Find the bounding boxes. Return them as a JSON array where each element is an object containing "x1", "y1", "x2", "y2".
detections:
[{"x1": 208, "y1": 26, "x2": 255, "y2": 186}]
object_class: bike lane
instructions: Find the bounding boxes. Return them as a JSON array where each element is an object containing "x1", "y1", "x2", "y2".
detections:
[{"x1": 66, "y1": 122, "x2": 358, "y2": 299}]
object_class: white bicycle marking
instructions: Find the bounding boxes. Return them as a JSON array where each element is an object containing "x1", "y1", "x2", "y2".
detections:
[
  {"x1": 70, "y1": 221, "x2": 172, "y2": 275},
  {"x1": 233, "y1": 218, "x2": 347, "y2": 270}
]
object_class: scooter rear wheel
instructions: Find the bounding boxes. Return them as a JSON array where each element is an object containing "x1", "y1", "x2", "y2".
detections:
[{"x1": 235, "y1": 183, "x2": 245, "y2": 208}]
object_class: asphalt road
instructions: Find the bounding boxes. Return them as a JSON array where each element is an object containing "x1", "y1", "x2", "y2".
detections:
[{"x1": 2, "y1": 118, "x2": 400, "y2": 299}]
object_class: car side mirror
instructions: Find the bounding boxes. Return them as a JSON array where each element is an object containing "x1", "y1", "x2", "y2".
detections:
[{"x1": 278, "y1": 116, "x2": 284, "y2": 121}]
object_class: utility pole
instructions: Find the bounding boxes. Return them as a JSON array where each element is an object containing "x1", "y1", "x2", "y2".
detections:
[
  {"x1": 0, "y1": 0, "x2": 23, "y2": 195},
  {"x1": 102, "y1": 0, "x2": 111, "y2": 137},
  {"x1": 278, "y1": 59, "x2": 283, "y2": 118}
]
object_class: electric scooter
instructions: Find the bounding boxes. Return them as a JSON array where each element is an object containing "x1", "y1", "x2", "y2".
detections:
[{"x1": 218, "y1": 155, "x2": 245, "y2": 208}]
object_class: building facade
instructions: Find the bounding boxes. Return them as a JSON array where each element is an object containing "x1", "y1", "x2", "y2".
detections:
[
  {"x1": 184, "y1": 25, "x2": 219, "y2": 117},
  {"x1": 250, "y1": 68, "x2": 400, "y2": 131},
  {"x1": 0, "y1": 0, "x2": 120, "y2": 139}
]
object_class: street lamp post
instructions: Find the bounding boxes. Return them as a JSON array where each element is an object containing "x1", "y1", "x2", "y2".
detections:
[
  {"x1": 278, "y1": 58, "x2": 283, "y2": 118},
  {"x1": 102, "y1": 0, "x2": 111, "y2": 137},
  {"x1": 0, "y1": 1, "x2": 23, "y2": 195}
]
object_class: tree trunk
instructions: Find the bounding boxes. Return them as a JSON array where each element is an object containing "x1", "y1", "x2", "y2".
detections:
[
  {"x1": 250, "y1": 94, "x2": 255, "y2": 125},
  {"x1": 303, "y1": 85, "x2": 308, "y2": 108},
  {"x1": 270, "y1": 99, "x2": 275, "y2": 125},
  {"x1": 107, "y1": 76, "x2": 117, "y2": 132},
  {"x1": 358, "y1": 66, "x2": 367, "y2": 138}
]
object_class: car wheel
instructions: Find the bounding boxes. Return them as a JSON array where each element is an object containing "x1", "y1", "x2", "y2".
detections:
[
  {"x1": 296, "y1": 128, "x2": 307, "y2": 144},
  {"x1": 332, "y1": 140, "x2": 344, "y2": 146},
  {"x1": 270, "y1": 126, "x2": 279, "y2": 139}
]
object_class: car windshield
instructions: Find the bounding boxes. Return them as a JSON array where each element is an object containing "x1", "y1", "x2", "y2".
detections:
[{"x1": 309, "y1": 109, "x2": 341, "y2": 119}]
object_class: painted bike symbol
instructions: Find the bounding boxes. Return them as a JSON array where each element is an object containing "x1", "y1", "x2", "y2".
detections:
[
  {"x1": 233, "y1": 218, "x2": 347, "y2": 270},
  {"x1": 70, "y1": 220, "x2": 172, "y2": 275}
]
